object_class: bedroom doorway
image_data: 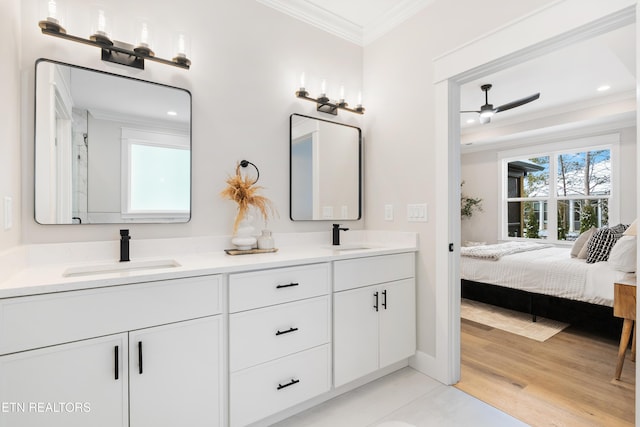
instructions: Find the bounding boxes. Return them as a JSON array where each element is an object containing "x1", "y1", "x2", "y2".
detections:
[{"x1": 432, "y1": 1, "x2": 638, "y2": 425}]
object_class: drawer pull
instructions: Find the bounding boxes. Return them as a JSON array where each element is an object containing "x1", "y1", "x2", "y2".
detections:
[
  {"x1": 374, "y1": 291, "x2": 379, "y2": 312},
  {"x1": 138, "y1": 341, "x2": 143, "y2": 375},
  {"x1": 382, "y1": 289, "x2": 387, "y2": 310},
  {"x1": 114, "y1": 345, "x2": 119, "y2": 380},
  {"x1": 276, "y1": 282, "x2": 299, "y2": 289},
  {"x1": 275, "y1": 327, "x2": 299, "y2": 336},
  {"x1": 277, "y1": 378, "x2": 300, "y2": 390}
]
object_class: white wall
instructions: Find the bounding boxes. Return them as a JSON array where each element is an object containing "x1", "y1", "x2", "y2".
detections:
[
  {"x1": 20, "y1": 0, "x2": 364, "y2": 243},
  {"x1": 363, "y1": 0, "x2": 556, "y2": 360},
  {"x1": 0, "y1": 0, "x2": 21, "y2": 251},
  {"x1": 461, "y1": 126, "x2": 637, "y2": 244}
]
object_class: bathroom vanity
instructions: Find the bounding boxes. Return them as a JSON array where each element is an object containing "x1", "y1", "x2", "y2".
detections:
[{"x1": 0, "y1": 231, "x2": 416, "y2": 426}]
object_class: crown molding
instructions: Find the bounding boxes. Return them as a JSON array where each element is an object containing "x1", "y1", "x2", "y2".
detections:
[
  {"x1": 257, "y1": 0, "x2": 363, "y2": 45},
  {"x1": 256, "y1": 0, "x2": 433, "y2": 46}
]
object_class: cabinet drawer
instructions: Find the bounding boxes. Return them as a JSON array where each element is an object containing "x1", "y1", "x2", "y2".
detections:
[
  {"x1": 229, "y1": 263, "x2": 329, "y2": 312},
  {"x1": 0, "y1": 275, "x2": 222, "y2": 355},
  {"x1": 334, "y1": 253, "x2": 414, "y2": 292},
  {"x1": 230, "y1": 344, "x2": 331, "y2": 427},
  {"x1": 230, "y1": 296, "x2": 329, "y2": 372}
]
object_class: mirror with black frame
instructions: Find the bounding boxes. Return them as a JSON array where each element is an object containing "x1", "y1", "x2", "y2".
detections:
[
  {"x1": 290, "y1": 114, "x2": 361, "y2": 221},
  {"x1": 34, "y1": 59, "x2": 192, "y2": 225}
]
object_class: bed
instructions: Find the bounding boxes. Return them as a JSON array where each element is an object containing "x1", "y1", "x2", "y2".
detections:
[{"x1": 460, "y1": 240, "x2": 635, "y2": 338}]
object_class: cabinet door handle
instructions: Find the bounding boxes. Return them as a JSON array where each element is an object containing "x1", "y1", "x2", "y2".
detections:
[
  {"x1": 382, "y1": 289, "x2": 387, "y2": 310},
  {"x1": 275, "y1": 327, "x2": 299, "y2": 336},
  {"x1": 374, "y1": 291, "x2": 379, "y2": 312},
  {"x1": 114, "y1": 345, "x2": 119, "y2": 380},
  {"x1": 277, "y1": 378, "x2": 300, "y2": 390},
  {"x1": 276, "y1": 282, "x2": 299, "y2": 289},
  {"x1": 138, "y1": 341, "x2": 143, "y2": 375}
]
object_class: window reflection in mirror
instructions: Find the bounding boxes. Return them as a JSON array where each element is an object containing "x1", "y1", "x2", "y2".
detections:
[
  {"x1": 290, "y1": 114, "x2": 361, "y2": 221},
  {"x1": 34, "y1": 59, "x2": 192, "y2": 224}
]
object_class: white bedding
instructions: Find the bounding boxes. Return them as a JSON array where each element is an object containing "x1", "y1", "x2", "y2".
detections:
[{"x1": 460, "y1": 245, "x2": 630, "y2": 307}]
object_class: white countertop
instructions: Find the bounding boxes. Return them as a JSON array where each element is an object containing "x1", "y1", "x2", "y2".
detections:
[{"x1": 0, "y1": 231, "x2": 418, "y2": 299}]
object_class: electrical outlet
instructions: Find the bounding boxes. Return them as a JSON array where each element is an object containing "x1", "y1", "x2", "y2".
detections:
[{"x1": 384, "y1": 204, "x2": 394, "y2": 221}]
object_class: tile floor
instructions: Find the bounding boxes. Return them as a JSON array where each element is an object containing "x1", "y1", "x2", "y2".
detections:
[{"x1": 273, "y1": 367, "x2": 529, "y2": 427}]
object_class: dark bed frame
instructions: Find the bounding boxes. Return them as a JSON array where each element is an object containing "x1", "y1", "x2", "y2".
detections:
[{"x1": 461, "y1": 279, "x2": 623, "y2": 340}]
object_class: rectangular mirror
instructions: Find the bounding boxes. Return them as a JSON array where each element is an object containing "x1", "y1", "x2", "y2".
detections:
[
  {"x1": 290, "y1": 114, "x2": 361, "y2": 221},
  {"x1": 34, "y1": 59, "x2": 191, "y2": 224}
]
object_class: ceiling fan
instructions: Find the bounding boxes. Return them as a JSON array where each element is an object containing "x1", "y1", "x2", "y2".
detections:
[{"x1": 461, "y1": 84, "x2": 540, "y2": 124}]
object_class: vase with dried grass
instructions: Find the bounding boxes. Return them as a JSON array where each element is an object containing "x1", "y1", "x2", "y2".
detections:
[{"x1": 220, "y1": 161, "x2": 277, "y2": 250}]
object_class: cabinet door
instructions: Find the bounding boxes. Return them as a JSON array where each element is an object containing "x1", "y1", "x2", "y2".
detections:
[
  {"x1": 129, "y1": 316, "x2": 222, "y2": 427},
  {"x1": 379, "y1": 279, "x2": 416, "y2": 368},
  {"x1": 0, "y1": 334, "x2": 128, "y2": 427},
  {"x1": 333, "y1": 285, "x2": 379, "y2": 387}
]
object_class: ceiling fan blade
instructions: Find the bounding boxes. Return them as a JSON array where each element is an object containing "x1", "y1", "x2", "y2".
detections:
[
  {"x1": 495, "y1": 93, "x2": 540, "y2": 113},
  {"x1": 460, "y1": 110, "x2": 481, "y2": 114}
]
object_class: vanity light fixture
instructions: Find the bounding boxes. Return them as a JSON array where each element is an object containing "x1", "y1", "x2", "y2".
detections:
[
  {"x1": 295, "y1": 74, "x2": 364, "y2": 115},
  {"x1": 38, "y1": 1, "x2": 191, "y2": 70}
]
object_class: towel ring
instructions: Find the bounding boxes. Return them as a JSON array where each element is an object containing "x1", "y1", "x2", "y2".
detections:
[{"x1": 236, "y1": 159, "x2": 260, "y2": 184}]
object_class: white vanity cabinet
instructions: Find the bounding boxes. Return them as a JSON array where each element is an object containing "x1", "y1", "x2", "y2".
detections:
[
  {"x1": 228, "y1": 263, "x2": 331, "y2": 427},
  {"x1": 0, "y1": 275, "x2": 223, "y2": 427},
  {"x1": 333, "y1": 253, "x2": 416, "y2": 387}
]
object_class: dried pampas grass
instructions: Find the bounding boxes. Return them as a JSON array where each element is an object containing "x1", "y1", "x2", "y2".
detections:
[{"x1": 221, "y1": 163, "x2": 277, "y2": 234}]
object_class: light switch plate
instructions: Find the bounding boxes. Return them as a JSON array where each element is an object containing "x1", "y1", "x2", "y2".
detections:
[{"x1": 407, "y1": 203, "x2": 427, "y2": 222}]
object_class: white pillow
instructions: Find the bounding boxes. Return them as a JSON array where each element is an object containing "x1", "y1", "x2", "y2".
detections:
[
  {"x1": 570, "y1": 227, "x2": 595, "y2": 258},
  {"x1": 608, "y1": 235, "x2": 637, "y2": 273}
]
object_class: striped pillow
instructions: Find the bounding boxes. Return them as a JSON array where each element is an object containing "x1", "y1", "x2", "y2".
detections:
[{"x1": 585, "y1": 224, "x2": 628, "y2": 264}]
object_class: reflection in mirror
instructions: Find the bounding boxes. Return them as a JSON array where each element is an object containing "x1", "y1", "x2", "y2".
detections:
[
  {"x1": 34, "y1": 59, "x2": 191, "y2": 224},
  {"x1": 290, "y1": 114, "x2": 361, "y2": 221}
]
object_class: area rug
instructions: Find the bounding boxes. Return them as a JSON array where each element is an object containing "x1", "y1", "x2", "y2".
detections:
[{"x1": 461, "y1": 298, "x2": 569, "y2": 342}]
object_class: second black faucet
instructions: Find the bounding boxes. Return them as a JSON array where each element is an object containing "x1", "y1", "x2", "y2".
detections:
[
  {"x1": 332, "y1": 224, "x2": 349, "y2": 246},
  {"x1": 120, "y1": 229, "x2": 131, "y2": 262}
]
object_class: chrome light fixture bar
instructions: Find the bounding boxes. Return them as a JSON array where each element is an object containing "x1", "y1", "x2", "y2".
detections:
[
  {"x1": 38, "y1": 20, "x2": 191, "y2": 70},
  {"x1": 295, "y1": 88, "x2": 365, "y2": 116}
]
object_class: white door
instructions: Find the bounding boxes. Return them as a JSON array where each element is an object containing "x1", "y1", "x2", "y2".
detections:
[
  {"x1": 379, "y1": 279, "x2": 416, "y2": 368},
  {"x1": 0, "y1": 334, "x2": 128, "y2": 427},
  {"x1": 333, "y1": 285, "x2": 379, "y2": 387},
  {"x1": 128, "y1": 316, "x2": 222, "y2": 427}
]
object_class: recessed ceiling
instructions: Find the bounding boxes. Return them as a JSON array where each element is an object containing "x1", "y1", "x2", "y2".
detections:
[
  {"x1": 460, "y1": 23, "x2": 636, "y2": 150},
  {"x1": 256, "y1": 0, "x2": 434, "y2": 45}
]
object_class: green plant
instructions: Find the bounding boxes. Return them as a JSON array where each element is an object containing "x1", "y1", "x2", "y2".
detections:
[
  {"x1": 580, "y1": 202, "x2": 597, "y2": 233},
  {"x1": 524, "y1": 205, "x2": 539, "y2": 238},
  {"x1": 460, "y1": 182, "x2": 483, "y2": 219}
]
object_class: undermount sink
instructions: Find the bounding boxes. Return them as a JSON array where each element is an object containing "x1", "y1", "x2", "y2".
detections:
[{"x1": 63, "y1": 259, "x2": 181, "y2": 278}]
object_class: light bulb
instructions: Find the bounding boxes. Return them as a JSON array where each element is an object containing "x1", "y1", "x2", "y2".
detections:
[
  {"x1": 357, "y1": 91, "x2": 362, "y2": 106},
  {"x1": 299, "y1": 72, "x2": 305, "y2": 89},
  {"x1": 97, "y1": 10, "x2": 106, "y2": 33},
  {"x1": 320, "y1": 79, "x2": 327, "y2": 96},
  {"x1": 140, "y1": 23, "x2": 149, "y2": 46},
  {"x1": 339, "y1": 85, "x2": 345, "y2": 101},
  {"x1": 47, "y1": 0, "x2": 58, "y2": 20}
]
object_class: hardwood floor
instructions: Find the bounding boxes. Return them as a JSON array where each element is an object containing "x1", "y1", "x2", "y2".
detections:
[{"x1": 456, "y1": 318, "x2": 635, "y2": 427}]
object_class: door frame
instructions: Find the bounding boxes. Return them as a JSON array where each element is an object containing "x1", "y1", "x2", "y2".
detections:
[{"x1": 432, "y1": 1, "x2": 639, "y2": 413}]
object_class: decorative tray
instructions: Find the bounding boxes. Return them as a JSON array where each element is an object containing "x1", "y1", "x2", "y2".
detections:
[{"x1": 224, "y1": 248, "x2": 278, "y2": 256}]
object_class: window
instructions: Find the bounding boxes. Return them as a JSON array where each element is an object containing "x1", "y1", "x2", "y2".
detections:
[
  {"x1": 501, "y1": 135, "x2": 618, "y2": 243},
  {"x1": 121, "y1": 128, "x2": 190, "y2": 221}
]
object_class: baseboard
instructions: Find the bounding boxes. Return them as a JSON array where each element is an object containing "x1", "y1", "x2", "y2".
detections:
[{"x1": 410, "y1": 350, "x2": 452, "y2": 385}]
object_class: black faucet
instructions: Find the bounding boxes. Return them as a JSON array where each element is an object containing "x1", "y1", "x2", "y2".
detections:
[
  {"x1": 120, "y1": 229, "x2": 131, "y2": 262},
  {"x1": 332, "y1": 224, "x2": 349, "y2": 246}
]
